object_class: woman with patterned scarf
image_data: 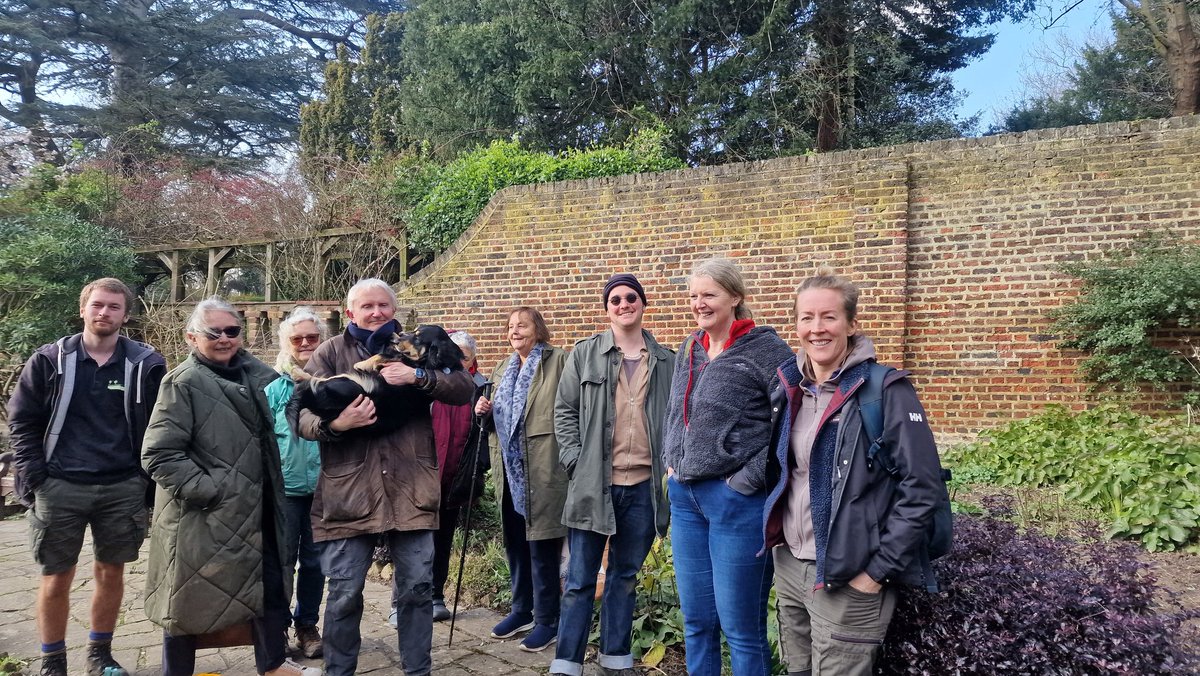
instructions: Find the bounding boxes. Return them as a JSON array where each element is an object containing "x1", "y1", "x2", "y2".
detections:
[{"x1": 475, "y1": 306, "x2": 568, "y2": 653}]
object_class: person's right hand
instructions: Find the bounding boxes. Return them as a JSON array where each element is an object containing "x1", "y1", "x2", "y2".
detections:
[
  {"x1": 474, "y1": 396, "x2": 493, "y2": 416},
  {"x1": 330, "y1": 394, "x2": 377, "y2": 432}
]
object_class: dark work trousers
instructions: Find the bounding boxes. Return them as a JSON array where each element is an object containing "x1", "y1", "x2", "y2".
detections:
[
  {"x1": 431, "y1": 506, "x2": 460, "y2": 602},
  {"x1": 162, "y1": 496, "x2": 290, "y2": 675},
  {"x1": 501, "y1": 485, "x2": 563, "y2": 627}
]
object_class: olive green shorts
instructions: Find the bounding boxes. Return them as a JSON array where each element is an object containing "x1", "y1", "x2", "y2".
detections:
[{"x1": 28, "y1": 475, "x2": 149, "y2": 575}]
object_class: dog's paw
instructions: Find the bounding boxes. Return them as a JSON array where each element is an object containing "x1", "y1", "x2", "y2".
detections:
[{"x1": 354, "y1": 354, "x2": 385, "y2": 372}]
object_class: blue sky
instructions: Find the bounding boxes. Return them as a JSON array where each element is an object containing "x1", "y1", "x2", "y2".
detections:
[{"x1": 952, "y1": 0, "x2": 1115, "y2": 128}]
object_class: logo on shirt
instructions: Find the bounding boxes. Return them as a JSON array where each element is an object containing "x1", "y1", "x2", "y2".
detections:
[
  {"x1": 909, "y1": 412, "x2": 924, "y2": 422},
  {"x1": 106, "y1": 379, "x2": 125, "y2": 392}
]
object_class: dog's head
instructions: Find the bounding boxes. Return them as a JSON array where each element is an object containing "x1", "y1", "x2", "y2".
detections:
[{"x1": 382, "y1": 324, "x2": 464, "y2": 371}]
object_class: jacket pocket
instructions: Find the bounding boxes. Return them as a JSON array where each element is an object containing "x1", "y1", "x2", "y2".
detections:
[{"x1": 320, "y1": 462, "x2": 374, "y2": 522}]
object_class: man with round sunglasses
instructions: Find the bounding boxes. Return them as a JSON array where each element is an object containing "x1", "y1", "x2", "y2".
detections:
[
  {"x1": 550, "y1": 273, "x2": 675, "y2": 676},
  {"x1": 8, "y1": 278, "x2": 166, "y2": 676}
]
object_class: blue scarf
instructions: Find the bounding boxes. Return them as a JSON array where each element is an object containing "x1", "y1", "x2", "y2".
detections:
[
  {"x1": 347, "y1": 320, "x2": 399, "y2": 356},
  {"x1": 492, "y1": 343, "x2": 545, "y2": 517}
]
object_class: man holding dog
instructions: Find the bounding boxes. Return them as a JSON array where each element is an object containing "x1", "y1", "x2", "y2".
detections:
[
  {"x1": 8, "y1": 278, "x2": 166, "y2": 676},
  {"x1": 550, "y1": 273, "x2": 675, "y2": 676},
  {"x1": 297, "y1": 278, "x2": 474, "y2": 676}
]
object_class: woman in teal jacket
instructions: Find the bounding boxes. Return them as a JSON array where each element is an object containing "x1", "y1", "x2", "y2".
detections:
[{"x1": 264, "y1": 306, "x2": 328, "y2": 659}]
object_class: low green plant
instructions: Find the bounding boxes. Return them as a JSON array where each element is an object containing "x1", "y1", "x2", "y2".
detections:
[
  {"x1": 0, "y1": 651, "x2": 27, "y2": 675},
  {"x1": 1051, "y1": 231, "x2": 1200, "y2": 406},
  {"x1": 629, "y1": 537, "x2": 684, "y2": 667},
  {"x1": 949, "y1": 403, "x2": 1200, "y2": 552}
]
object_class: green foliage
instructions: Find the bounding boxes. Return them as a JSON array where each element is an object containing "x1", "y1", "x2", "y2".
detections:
[
  {"x1": 0, "y1": 165, "x2": 121, "y2": 222},
  {"x1": 393, "y1": 129, "x2": 683, "y2": 256},
  {"x1": 1050, "y1": 231, "x2": 1200, "y2": 403},
  {"x1": 0, "y1": 209, "x2": 136, "y2": 364},
  {"x1": 949, "y1": 404, "x2": 1200, "y2": 552},
  {"x1": 629, "y1": 537, "x2": 684, "y2": 666}
]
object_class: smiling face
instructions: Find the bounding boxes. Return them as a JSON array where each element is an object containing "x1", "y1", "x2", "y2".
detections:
[
  {"x1": 689, "y1": 275, "x2": 740, "y2": 336},
  {"x1": 346, "y1": 287, "x2": 396, "y2": 331},
  {"x1": 188, "y1": 310, "x2": 243, "y2": 366},
  {"x1": 286, "y1": 319, "x2": 322, "y2": 367},
  {"x1": 80, "y1": 289, "x2": 129, "y2": 339},
  {"x1": 606, "y1": 284, "x2": 645, "y2": 332},
  {"x1": 795, "y1": 287, "x2": 857, "y2": 382},
  {"x1": 507, "y1": 310, "x2": 538, "y2": 357}
]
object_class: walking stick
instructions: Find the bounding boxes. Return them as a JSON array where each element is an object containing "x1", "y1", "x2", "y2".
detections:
[{"x1": 449, "y1": 382, "x2": 491, "y2": 647}]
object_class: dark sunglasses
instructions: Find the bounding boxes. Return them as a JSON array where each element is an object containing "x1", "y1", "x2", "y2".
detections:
[
  {"x1": 200, "y1": 325, "x2": 242, "y2": 340},
  {"x1": 608, "y1": 293, "x2": 640, "y2": 306},
  {"x1": 289, "y1": 333, "x2": 320, "y2": 346}
]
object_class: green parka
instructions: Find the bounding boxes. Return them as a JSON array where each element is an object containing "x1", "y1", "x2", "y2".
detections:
[
  {"x1": 487, "y1": 345, "x2": 568, "y2": 541},
  {"x1": 142, "y1": 351, "x2": 287, "y2": 636},
  {"x1": 555, "y1": 329, "x2": 674, "y2": 537}
]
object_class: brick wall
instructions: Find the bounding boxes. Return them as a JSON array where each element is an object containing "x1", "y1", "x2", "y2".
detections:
[{"x1": 393, "y1": 116, "x2": 1200, "y2": 440}]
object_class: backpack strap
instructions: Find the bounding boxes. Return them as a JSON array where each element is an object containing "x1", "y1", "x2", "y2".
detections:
[{"x1": 858, "y1": 361, "x2": 897, "y2": 475}]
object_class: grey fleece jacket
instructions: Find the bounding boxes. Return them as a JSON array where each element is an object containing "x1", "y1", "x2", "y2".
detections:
[{"x1": 662, "y1": 326, "x2": 795, "y2": 494}]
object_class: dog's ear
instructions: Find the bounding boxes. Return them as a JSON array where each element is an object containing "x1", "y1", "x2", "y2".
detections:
[{"x1": 422, "y1": 325, "x2": 464, "y2": 371}]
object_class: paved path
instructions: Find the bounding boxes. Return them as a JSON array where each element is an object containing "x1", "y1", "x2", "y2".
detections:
[{"x1": 0, "y1": 515, "x2": 574, "y2": 675}]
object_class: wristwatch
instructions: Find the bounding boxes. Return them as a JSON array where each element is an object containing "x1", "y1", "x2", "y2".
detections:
[{"x1": 413, "y1": 367, "x2": 426, "y2": 381}]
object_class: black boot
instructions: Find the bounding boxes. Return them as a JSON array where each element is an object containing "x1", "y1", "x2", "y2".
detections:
[
  {"x1": 85, "y1": 640, "x2": 128, "y2": 676},
  {"x1": 39, "y1": 651, "x2": 67, "y2": 676}
]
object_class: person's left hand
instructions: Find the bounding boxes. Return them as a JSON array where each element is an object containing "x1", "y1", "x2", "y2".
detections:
[
  {"x1": 380, "y1": 362, "x2": 418, "y2": 386},
  {"x1": 848, "y1": 571, "x2": 883, "y2": 594}
]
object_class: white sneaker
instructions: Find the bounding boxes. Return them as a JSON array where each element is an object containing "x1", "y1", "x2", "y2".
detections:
[
  {"x1": 388, "y1": 607, "x2": 398, "y2": 628},
  {"x1": 264, "y1": 658, "x2": 322, "y2": 676}
]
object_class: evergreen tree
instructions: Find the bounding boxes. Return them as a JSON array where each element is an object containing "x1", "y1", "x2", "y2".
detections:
[{"x1": 0, "y1": 0, "x2": 402, "y2": 166}]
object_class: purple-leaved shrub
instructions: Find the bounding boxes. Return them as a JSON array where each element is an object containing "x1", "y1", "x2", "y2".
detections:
[{"x1": 879, "y1": 504, "x2": 1198, "y2": 675}]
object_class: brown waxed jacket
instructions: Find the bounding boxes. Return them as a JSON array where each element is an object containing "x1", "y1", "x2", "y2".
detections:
[{"x1": 298, "y1": 329, "x2": 474, "y2": 542}]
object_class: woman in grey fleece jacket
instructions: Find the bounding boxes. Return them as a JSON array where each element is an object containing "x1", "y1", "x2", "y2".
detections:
[{"x1": 661, "y1": 258, "x2": 794, "y2": 676}]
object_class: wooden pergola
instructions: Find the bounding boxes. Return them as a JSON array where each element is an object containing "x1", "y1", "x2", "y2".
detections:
[{"x1": 134, "y1": 227, "x2": 409, "y2": 302}]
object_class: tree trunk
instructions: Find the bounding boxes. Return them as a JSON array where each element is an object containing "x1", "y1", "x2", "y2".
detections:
[
  {"x1": 14, "y1": 57, "x2": 63, "y2": 166},
  {"x1": 814, "y1": 2, "x2": 850, "y2": 152},
  {"x1": 1164, "y1": 1, "x2": 1200, "y2": 116}
]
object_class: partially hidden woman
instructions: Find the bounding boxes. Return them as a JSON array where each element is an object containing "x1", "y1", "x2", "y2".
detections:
[
  {"x1": 474, "y1": 307, "x2": 568, "y2": 653},
  {"x1": 264, "y1": 306, "x2": 329, "y2": 659},
  {"x1": 142, "y1": 297, "x2": 320, "y2": 676},
  {"x1": 763, "y1": 271, "x2": 945, "y2": 676},
  {"x1": 661, "y1": 258, "x2": 795, "y2": 675}
]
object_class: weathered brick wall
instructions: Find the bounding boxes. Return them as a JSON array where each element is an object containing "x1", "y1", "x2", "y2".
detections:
[{"x1": 395, "y1": 116, "x2": 1200, "y2": 440}]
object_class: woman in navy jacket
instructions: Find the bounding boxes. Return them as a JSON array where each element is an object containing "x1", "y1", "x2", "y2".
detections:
[{"x1": 763, "y1": 270, "x2": 945, "y2": 676}]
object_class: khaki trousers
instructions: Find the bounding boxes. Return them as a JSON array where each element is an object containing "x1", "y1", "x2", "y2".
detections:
[{"x1": 772, "y1": 547, "x2": 898, "y2": 676}]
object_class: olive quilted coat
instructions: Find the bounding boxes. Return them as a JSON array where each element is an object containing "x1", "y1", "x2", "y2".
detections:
[{"x1": 141, "y1": 351, "x2": 286, "y2": 636}]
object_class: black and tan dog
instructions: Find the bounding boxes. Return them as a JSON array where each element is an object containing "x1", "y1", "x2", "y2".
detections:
[{"x1": 287, "y1": 324, "x2": 464, "y2": 433}]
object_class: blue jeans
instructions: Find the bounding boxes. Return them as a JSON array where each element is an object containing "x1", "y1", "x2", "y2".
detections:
[
  {"x1": 551, "y1": 481, "x2": 656, "y2": 676},
  {"x1": 668, "y1": 476, "x2": 773, "y2": 676},
  {"x1": 282, "y1": 494, "x2": 325, "y2": 627},
  {"x1": 501, "y1": 485, "x2": 562, "y2": 627},
  {"x1": 321, "y1": 530, "x2": 434, "y2": 676}
]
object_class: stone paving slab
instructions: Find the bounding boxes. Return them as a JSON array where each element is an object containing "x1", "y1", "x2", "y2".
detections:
[{"x1": 0, "y1": 516, "x2": 611, "y2": 675}]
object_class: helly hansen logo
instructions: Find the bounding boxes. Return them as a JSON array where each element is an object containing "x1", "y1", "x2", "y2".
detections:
[{"x1": 909, "y1": 412, "x2": 924, "y2": 422}]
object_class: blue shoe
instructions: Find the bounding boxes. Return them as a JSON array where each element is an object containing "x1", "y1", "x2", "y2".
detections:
[
  {"x1": 490, "y1": 612, "x2": 535, "y2": 639},
  {"x1": 518, "y1": 623, "x2": 558, "y2": 652}
]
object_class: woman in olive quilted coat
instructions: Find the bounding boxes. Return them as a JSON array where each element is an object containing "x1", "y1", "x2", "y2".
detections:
[{"x1": 142, "y1": 298, "x2": 318, "y2": 676}]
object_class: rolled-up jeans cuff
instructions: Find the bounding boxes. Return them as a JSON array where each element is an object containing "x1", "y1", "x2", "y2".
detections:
[
  {"x1": 548, "y1": 658, "x2": 583, "y2": 676},
  {"x1": 598, "y1": 652, "x2": 634, "y2": 670}
]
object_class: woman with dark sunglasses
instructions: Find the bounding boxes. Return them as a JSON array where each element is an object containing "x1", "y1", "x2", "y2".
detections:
[
  {"x1": 264, "y1": 306, "x2": 330, "y2": 659},
  {"x1": 142, "y1": 296, "x2": 319, "y2": 676}
]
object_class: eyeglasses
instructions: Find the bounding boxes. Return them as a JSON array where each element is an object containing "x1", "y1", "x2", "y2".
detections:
[
  {"x1": 289, "y1": 333, "x2": 320, "y2": 346},
  {"x1": 608, "y1": 293, "x2": 640, "y2": 306},
  {"x1": 200, "y1": 326, "x2": 242, "y2": 340}
]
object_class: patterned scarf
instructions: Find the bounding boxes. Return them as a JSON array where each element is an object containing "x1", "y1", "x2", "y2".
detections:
[{"x1": 492, "y1": 342, "x2": 545, "y2": 518}]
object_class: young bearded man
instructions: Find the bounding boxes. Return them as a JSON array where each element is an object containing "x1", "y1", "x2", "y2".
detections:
[{"x1": 8, "y1": 278, "x2": 166, "y2": 676}]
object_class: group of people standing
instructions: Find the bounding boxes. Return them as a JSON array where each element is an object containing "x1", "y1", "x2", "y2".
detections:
[{"x1": 8, "y1": 257, "x2": 946, "y2": 676}]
